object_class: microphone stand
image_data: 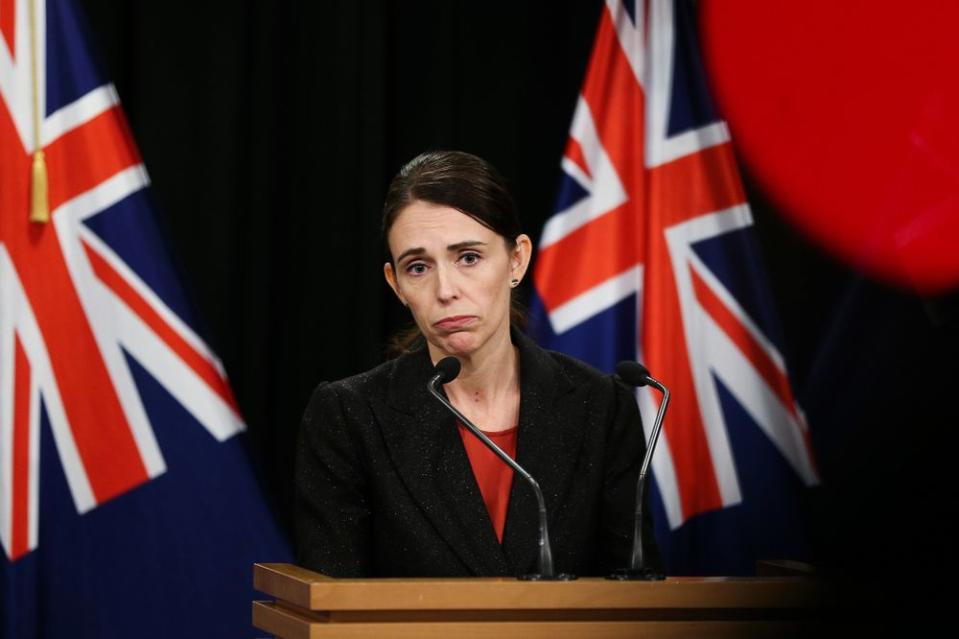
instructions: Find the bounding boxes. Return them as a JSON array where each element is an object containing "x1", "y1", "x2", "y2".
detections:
[
  {"x1": 609, "y1": 365, "x2": 669, "y2": 581},
  {"x1": 428, "y1": 370, "x2": 575, "y2": 581}
]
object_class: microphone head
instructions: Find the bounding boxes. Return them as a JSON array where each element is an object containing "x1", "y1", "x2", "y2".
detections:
[
  {"x1": 433, "y1": 357, "x2": 462, "y2": 384},
  {"x1": 616, "y1": 360, "x2": 651, "y2": 387}
]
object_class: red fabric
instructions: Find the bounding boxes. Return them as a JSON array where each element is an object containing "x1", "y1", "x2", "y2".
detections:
[{"x1": 457, "y1": 423, "x2": 518, "y2": 543}]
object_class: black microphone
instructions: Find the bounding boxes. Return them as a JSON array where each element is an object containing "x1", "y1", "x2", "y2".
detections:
[
  {"x1": 428, "y1": 356, "x2": 462, "y2": 388},
  {"x1": 609, "y1": 360, "x2": 669, "y2": 581},
  {"x1": 427, "y1": 357, "x2": 575, "y2": 581}
]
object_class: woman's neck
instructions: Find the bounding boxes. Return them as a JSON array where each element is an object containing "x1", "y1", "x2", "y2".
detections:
[{"x1": 430, "y1": 328, "x2": 520, "y2": 431}]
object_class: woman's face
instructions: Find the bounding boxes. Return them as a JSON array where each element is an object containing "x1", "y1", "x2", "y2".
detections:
[{"x1": 384, "y1": 200, "x2": 531, "y2": 359}]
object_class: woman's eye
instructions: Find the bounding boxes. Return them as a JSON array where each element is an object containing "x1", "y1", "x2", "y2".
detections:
[
  {"x1": 460, "y1": 252, "x2": 481, "y2": 265},
  {"x1": 406, "y1": 262, "x2": 428, "y2": 275}
]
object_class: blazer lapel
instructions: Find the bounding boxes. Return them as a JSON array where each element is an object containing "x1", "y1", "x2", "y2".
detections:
[
  {"x1": 371, "y1": 348, "x2": 509, "y2": 576},
  {"x1": 501, "y1": 331, "x2": 587, "y2": 576}
]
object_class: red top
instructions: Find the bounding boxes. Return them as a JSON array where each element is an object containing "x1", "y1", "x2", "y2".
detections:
[{"x1": 457, "y1": 423, "x2": 518, "y2": 543}]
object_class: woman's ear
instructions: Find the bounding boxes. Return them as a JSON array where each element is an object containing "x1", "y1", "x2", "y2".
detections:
[
  {"x1": 510, "y1": 234, "x2": 533, "y2": 283},
  {"x1": 384, "y1": 262, "x2": 407, "y2": 306}
]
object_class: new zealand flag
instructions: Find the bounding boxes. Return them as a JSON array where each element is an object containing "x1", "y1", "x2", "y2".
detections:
[
  {"x1": 0, "y1": 0, "x2": 290, "y2": 636},
  {"x1": 530, "y1": 0, "x2": 818, "y2": 574}
]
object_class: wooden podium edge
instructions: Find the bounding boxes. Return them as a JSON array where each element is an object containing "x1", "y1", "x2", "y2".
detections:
[
  {"x1": 252, "y1": 600, "x2": 819, "y2": 639},
  {"x1": 253, "y1": 563, "x2": 831, "y2": 612}
]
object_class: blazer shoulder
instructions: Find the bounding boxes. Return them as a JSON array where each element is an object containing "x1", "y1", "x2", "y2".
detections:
[
  {"x1": 306, "y1": 356, "x2": 400, "y2": 405},
  {"x1": 534, "y1": 347, "x2": 633, "y2": 420},
  {"x1": 303, "y1": 345, "x2": 434, "y2": 420},
  {"x1": 541, "y1": 347, "x2": 616, "y2": 392},
  {"x1": 298, "y1": 357, "x2": 406, "y2": 463}
]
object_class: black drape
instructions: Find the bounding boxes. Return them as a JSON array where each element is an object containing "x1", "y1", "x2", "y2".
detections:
[{"x1": 77, "y1": 0, "x2": 603, "y2": 529}]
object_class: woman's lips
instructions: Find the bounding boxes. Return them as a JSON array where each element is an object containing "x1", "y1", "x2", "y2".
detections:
[{"x1": 434, "y1": 315, "x2": 476, "y2": 331}]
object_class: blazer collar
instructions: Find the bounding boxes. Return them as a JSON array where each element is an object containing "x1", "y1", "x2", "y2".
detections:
[
  {"x1": 373, "y1": 329, "x2": 585, "y2": 576},
  {"x1": 502, "y1": 330, "x2": 585, "y2": 575}
]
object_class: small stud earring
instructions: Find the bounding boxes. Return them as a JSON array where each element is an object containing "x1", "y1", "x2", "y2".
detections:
[{"x1": 510, "y1": 279, "x2": 520, "y2": 288}]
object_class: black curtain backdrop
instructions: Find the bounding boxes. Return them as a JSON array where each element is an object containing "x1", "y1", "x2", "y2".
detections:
[
  {"x1": 77, "y1": 0, "x2": 959, "y2": 614},
  {"x1": 77, "y1": 0, "x2": 604, "y2": 529}
]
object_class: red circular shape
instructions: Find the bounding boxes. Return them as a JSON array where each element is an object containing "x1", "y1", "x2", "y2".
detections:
[{"x1": 699, "y1": 0, "x2": 959, "y2": 293}]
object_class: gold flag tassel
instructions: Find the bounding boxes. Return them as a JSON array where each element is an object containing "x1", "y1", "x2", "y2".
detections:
[
  {"x1": 28, "y1": 0, "x2": 49, "y2": 224},
  {"x1": 30, "y1": 150, "x2": 49, "y2": 223}
]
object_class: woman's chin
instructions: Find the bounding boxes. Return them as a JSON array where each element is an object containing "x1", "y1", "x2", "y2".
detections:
[{"x1": 437, "y1": 331, "x2": 478, "y2": 356}]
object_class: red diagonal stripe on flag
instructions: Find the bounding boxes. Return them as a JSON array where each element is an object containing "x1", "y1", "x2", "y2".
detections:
[
  {"x1": 691, "y1": 266, "x2": 796, "y2": 412},
  {"x1": 691, "y1": 267, "x2": 818, "y2": 473},
  {"x1": 83, "y1": 241, "x2": 242, "y2": 417}
]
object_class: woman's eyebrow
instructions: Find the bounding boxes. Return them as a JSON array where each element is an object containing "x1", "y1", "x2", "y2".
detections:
[
  {"x1": 447, "y1": 240, "x2": 487, "y2": 251},
  {"x1": 396, "y1": 247, "x2": 425, "y2": 263},
  {"x1": 396, "y1": 241, "x2": 486, "y2": 263}
]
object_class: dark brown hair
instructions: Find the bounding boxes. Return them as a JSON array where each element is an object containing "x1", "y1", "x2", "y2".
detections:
[{"x1": 382, "y1": 150, "x2": 527, "y2": 355}]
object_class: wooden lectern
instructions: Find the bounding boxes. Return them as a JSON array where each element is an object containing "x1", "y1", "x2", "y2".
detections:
[{"x1": 252, "y1": 563, "x2": 828, "y2": 638}]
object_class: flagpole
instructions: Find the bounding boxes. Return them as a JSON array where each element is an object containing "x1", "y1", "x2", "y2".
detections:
[{"x1": 28, "y1": 0, "x2": 49, "y2": 224}]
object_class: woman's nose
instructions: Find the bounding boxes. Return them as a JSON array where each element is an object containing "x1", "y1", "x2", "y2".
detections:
[{"x1": 434, "y1": 264, "x2": 459, "y2": 302}]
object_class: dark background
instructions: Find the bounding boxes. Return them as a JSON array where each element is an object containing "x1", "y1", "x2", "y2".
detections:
[{"x1": 77, "y1": 0, "x2": 959, "y2": 609}]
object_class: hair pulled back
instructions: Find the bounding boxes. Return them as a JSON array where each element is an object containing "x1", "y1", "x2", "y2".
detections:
[{"x1": 382, "y1": 150, "x2": 527, "y2": 355}]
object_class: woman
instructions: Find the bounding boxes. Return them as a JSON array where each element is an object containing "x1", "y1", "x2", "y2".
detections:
[{"x1": 294, "y1": 150, "x2": 660, "y2": 577}]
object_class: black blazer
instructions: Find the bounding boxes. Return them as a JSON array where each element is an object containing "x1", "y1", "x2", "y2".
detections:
[{"x1": 294, "y1": 330, "x2": 660, "y2": 577}]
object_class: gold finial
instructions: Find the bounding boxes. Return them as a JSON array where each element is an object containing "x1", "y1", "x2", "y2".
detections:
[{"x1": 30, "y1": 150, "x2": 49, "y2": 223}]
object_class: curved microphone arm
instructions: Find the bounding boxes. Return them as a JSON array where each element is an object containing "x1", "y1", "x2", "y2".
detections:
[
  {"x1": 427, "y1": 373, "x2": 557, "y2": 580},
  {"x1": 631, "y1": 376, "x2": 669, "y2": 573}
]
